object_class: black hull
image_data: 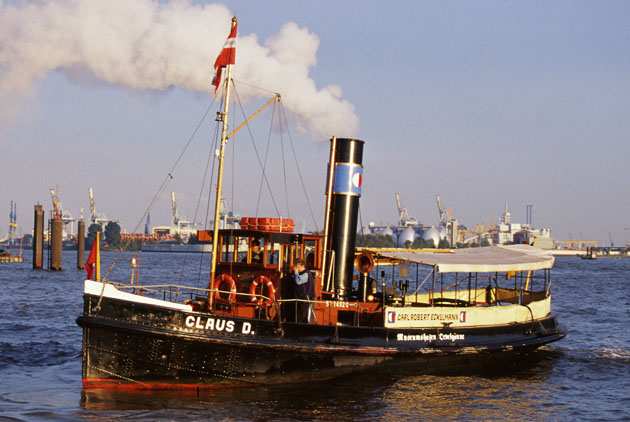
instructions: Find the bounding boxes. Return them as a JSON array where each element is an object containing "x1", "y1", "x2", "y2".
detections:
[{"x1": 77, "y1": 294, "x2": 566, "y2": 389}]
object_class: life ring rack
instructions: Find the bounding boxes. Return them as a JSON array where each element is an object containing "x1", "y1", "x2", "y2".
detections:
[
  {"x1": 240, "y1": 217, "x2": 295, "y2": 233},
  {"x1": 213, "y1": 273, "x2": 240, "y2": 304},
  {"x1": 249, "y1": 275, "x2": 276, "y2": 307}
]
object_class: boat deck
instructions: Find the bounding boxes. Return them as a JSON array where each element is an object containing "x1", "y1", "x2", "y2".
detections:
[{"x1": 0, "y1": 255, "x2": 23, "y2": 263}]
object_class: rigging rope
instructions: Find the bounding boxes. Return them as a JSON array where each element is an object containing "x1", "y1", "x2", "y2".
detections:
[
  {"x1": 98, "y1": 77, "x2": 323, "y2": 295},
  {"x1": 231, "y1": 83, "x2": 281, "y2": 216},
  {"x1": 93, "y1": 93, "x2": 220, "y2": 314},
  {"x1": 101, "y1": 95, "x2": 220, "y2": 284},
  {"x1": 279, "y1": 115, "x2": 290, "y2": 218},
  {"x1": 280, "y1": 105, "x2": 319, "y2": 232},
  {"x1": 177, "y1": 118, "x2": 221, "y2": 289},
  {"x1": 255, "y1": 100, "x2": 277, "y2": 216},
  {"x1": 227, "y1": 80, "x2": 320, "y2": 230},
  {"x1": 232, "y1": 78, "x2": 277, "y2": 96}
]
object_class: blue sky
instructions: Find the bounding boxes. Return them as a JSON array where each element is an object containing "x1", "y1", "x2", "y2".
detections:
[{"x1": 1, "y1": 0, "x2": 629, "y2": 246}]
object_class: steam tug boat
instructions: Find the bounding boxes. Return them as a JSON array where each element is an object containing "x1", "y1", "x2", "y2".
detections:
[{"x1": 76, "y1": 18, "x2": 566, "y2": 389}]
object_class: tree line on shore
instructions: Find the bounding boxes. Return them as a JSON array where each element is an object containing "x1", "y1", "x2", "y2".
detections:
[{"x1": 85, "y1": 222, "x2": 199, "y2": 251}]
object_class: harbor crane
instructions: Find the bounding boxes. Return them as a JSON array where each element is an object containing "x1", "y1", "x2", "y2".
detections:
[
  {"x1": 170, "y1": 192, "x2": 197, "y2": 233},
  {"x1": 177, "y1": 195, "x2": 239, "y2": 230},
  {"x1": 50, "y1": 187, "x2": 62, "y2": 219},
  {"x1": 219, "y1": 197, "x2": 241, "y2": 229},
  {"x1": 8, "y1": 200, "x2": 17, "y2": 243},
  {"x1": 0, "y1": 201, "x2": 18, "y2": 245},
  {"x1": 436, "y1": 194, "x2": 447, "y2": 227},
  {"x1": 609, "y1": 232, "x2": 614, "y2": 248},
  {"x1": 49, "y1": 187, "x2": 77, "y2": 238},
  {"x1": 171, "y1": 192, "x2": 181, "y2": 227},
  {"x1": 144, "y1": 213, "x2": 151, "y2": 235},
  {"x1": 395, "y1": 193, "x2": 419, "y2": 227},
  {"x1": 435, "y1": 194, "x2": 458, "y2": 246},
  {"x1": 88, "y1": 188, "x2": 109, "y2": 227}
]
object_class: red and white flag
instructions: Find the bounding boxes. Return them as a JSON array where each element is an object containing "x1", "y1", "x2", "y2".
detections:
[
  {"x1": 211, "y1": 18, "x2": 237, "y2": 93},
  {"x1": 85, "y1": 239, "x2": 97, "y2": 280}
]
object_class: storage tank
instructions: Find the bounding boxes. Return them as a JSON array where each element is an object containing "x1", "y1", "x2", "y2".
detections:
[
  {"x1": 397, "y1": 227, "x2": 417, "y2": 248},
  {"x1": 421, "y1": 227, "x2": 441, "y2": 248},
  {"x1": 439, "y1": 227, "x2": 447, "y2": 240},
  {"x1": 381, "y1": 226, "x2": 394, "y2": 237}
]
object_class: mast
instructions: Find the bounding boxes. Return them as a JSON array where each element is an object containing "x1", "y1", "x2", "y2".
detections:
[{"x1": 210, "y1": 17, "x2": 237, "y2": 293}]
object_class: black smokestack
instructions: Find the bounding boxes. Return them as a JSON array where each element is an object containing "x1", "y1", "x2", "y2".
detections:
[{"x1": 324, "y1": 137, "x2": 364, "y2": 300}]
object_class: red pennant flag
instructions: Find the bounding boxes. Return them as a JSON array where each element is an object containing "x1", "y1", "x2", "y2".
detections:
[
  {"x1": 85, "y1": 239, "x2": 97, "y2": 280},
  {"x1": 211, "y1": 18, "x2": 237, "y2": 93}
]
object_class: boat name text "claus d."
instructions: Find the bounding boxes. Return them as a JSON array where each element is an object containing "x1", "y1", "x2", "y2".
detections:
[{"x1": 184, "y1": 316, "x2": 254, "y2": 334}]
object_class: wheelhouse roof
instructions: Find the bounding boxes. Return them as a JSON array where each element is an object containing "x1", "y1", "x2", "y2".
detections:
[
  {"x1": 375, "y1": 244, "x2": 555, "y2": 273},
  {"x1": 197, "y1": 229, "x2": 320, "y2": 244}
]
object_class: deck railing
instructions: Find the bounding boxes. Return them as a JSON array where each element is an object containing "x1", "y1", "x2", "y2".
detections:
[{"x1": 108, "y1": 271, "x2": 550, "y2": 327}]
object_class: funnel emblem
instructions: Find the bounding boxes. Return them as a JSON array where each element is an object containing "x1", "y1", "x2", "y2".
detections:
[
  {"x1": 352, "y1": 172, "x2": 362, "y2": 189},
  {"x1": 387, "y1": 311, "x2": 396, "y2": 323},
  {"x1": 332, "y1": 164, "x2": 363, "y2": 196}
]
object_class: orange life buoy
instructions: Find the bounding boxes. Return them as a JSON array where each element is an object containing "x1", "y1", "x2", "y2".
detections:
[
  {"x1": 248, "y1": 275, "x2": 276, "y2": 306},
  {"x1": 213, "y1": 274, "x2": 239, "y2": 303}
]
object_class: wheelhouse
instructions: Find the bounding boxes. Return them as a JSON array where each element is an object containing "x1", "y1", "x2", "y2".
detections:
[{"x1": 195, "y1": 226, "x2": 330, "y2": 321}]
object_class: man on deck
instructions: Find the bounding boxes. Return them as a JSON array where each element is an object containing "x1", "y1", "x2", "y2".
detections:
[{"x1": 293, "y1": 259, "x2": 315, "y2": 323}]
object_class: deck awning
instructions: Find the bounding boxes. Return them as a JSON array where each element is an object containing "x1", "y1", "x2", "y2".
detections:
[{"x1": 375, "y1": 244, "x2": 555, "y2": 273}]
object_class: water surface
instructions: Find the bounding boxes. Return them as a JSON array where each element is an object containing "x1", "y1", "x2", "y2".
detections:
[{"x1": 0, "y1": 251, "x2": 628, "y2": 421}]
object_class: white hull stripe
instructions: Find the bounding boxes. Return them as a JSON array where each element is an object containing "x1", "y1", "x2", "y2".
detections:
[{"x1": 84, "y1": 280, "x2": 193, "y2": 311}]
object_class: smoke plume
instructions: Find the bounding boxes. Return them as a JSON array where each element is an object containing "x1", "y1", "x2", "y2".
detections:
[{"x1": 0, "y1": 0, "x2": 359, "y2": 139}]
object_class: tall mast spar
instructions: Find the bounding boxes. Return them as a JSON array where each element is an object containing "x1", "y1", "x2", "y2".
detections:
[{"x1": 210, "y1": 17, "x2": 237, "y2": 297}]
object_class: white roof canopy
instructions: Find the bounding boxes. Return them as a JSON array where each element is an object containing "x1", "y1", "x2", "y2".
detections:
[{"x1": 375, "y1": 244, "x2": 555, "y2": 273}]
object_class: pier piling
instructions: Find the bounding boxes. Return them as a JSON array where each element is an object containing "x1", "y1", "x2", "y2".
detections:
[
  {"x1": 50, "y1": 218, "x2": 63, "y2": 271},
  {"x1": 77, "y1": 220, "x2": 85, "y2": 269},
  {"x1": 32, "y1": 205, "x2": 44, "y2": 269}
]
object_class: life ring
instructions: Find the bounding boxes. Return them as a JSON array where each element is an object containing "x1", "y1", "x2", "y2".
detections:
[
  {"x1": 213, "y1": 274, "x2": 240, "y2": 303},
  {"x1": 248, "y1": 275, "x2": 276, "y2": 306}
]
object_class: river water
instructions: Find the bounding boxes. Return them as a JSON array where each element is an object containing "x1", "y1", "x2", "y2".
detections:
[{"x1": 0, "y1": 251, "x2": 628, "y2": 421}]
